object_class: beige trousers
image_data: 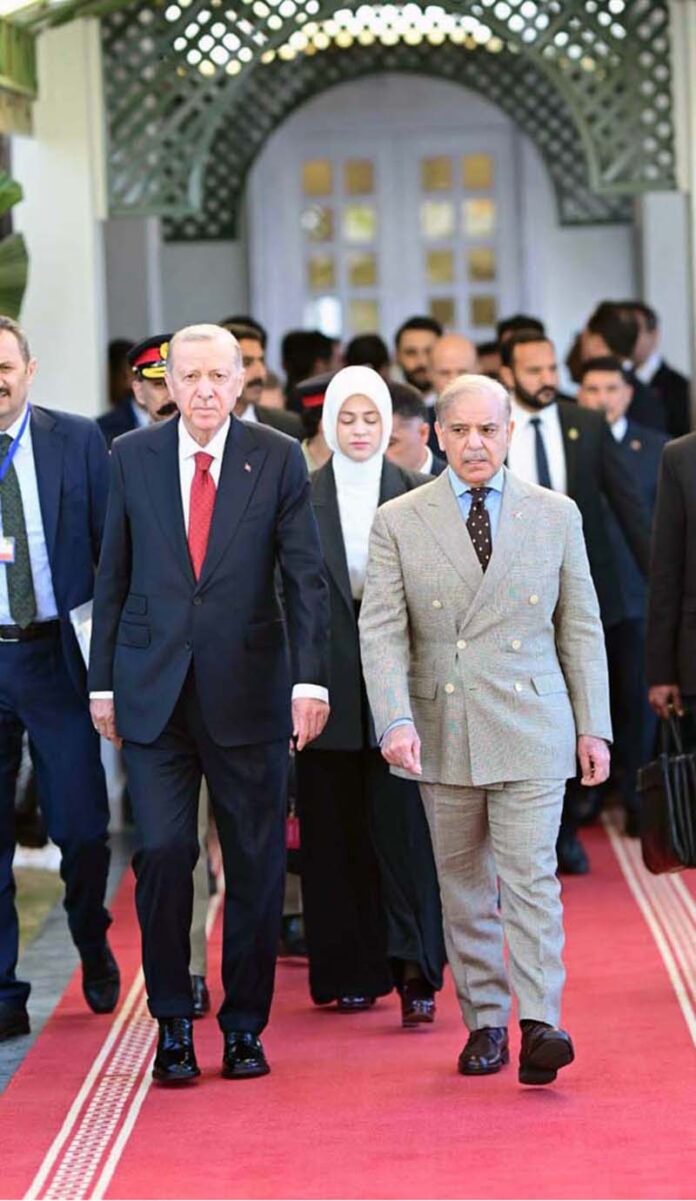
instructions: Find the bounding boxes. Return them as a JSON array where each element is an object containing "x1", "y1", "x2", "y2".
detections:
[
  {"x1": 419, "y1": 779, "x2": 566, "y2": 1030},
  {"x1": 189, "y1": 780, "x2": 210, "y2": 978}
]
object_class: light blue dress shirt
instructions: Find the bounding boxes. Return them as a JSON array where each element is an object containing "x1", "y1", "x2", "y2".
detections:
[
  {"x1": 447, "y1": 465, "x2": 505, "y2": 540},
  {"x1": 0, "y1": 405, "x2": 59, "y2": 624}
]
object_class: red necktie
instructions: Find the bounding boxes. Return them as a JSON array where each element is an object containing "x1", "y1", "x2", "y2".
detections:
[{"x1": 188, "y1": 451, "x2": 216, "y2": 579}]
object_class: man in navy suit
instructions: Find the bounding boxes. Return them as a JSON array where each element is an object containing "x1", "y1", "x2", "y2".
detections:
[
  {"x1": 577, "y1": 356, "x2": 667, "y2": 834},
  {"x1": 89, "y1": 324, "x2": 330, "y2": 1084},
  {"x1": 0, "y1": 317, "x2": 119, "y2": 1042}
]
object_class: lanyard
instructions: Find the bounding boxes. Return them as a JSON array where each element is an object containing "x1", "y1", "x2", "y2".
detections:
[{"x1": 0, "y1": 404, "x2": 30, "y2": 485}]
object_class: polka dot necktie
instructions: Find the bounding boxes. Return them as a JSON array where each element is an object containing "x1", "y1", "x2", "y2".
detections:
[
  {"x1": 187, "y1": 451, "x2": 216, "y2": 580},
  {"x1": 466, "y1": 486, "x2": 492, "y2": 572}
]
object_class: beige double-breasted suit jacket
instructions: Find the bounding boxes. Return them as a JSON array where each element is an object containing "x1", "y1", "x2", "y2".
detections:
[{"x1": 358, "y1": 467, "x2": 612, "y2": 788}]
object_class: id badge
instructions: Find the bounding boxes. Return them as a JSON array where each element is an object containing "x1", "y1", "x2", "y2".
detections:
[{"x1": 0, "y1": 537, "x2": 15, "y2": 564}]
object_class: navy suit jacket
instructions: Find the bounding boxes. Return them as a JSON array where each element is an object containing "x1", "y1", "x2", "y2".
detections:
[
  {"x1": 27, "y1": 405, "x2": 109, "y2": 695},
  {"x1": 88, "y1": 414, "x2": 330, "y2": 747},
  {"x1": 605, "y1": 420, "x2": 668, "y2": 621},
  {"x1": 97, "y1": 397, "x2": 138, "y2": 449}
]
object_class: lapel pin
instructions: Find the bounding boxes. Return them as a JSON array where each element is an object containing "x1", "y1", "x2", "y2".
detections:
[
  {"x1": 568, "y1": 427, "x2": 580, "y2": 441},
  {"x1": 244, "y1": 462, "x2": 252, "y2": 473},
  {"x1": 630, "y1": 439, "x2": 642, "y2": 452}
]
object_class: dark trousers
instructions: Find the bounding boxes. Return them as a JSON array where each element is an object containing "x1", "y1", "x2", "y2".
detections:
[
  {"x1": 605, "y1": 618, "x2": 657, "y2": 813},
  {"x1": 0, "y1": 633, "x2": 111, "y2": 1009},
  {"x1": 122, "y1": 669, "x2": 287, "y2": 1033},
  {"x1": 296, "y1": 748, "x2": 445, "y2": 1003}
]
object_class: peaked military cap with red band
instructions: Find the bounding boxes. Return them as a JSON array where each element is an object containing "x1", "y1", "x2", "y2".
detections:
[
  {"x1": 290, "y1": 370, "x2": 336, "y2": 412},
  {"x1": 127, "y1": 334, "x2": 173, "y2": 380}
]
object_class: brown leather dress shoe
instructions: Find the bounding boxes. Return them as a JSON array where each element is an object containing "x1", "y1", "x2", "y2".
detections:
[
  {"x1": 458, "y1": 1026, "x2": 509, "y2": 1075},
  {"x1": 400, "y1": 979, "x2": 436, "y2": 1027},
  {"x1": 519, "y1": 1021, "x2": 575, "y2": 1085}
]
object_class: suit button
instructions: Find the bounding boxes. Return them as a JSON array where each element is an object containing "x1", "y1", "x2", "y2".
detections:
[
  {"x1": 193, "y1": 597, "x2": 203, "y2": 606},
  {"x1": 185, "y1": 640, "x2": 192, "y2": 650},
  {"x1": 511, "y1": 639, "x2": 521, "y2": 650},
  {"x1": 457, "y1": 639, "x2": 467, "y2": 650},
  {"x1": 444, "y1": 683, "x2": 455, "y2": 694},
  {"x1": 514, "y1": 682, "x2": 523, "y2": 692},
  {"x1": 432, "y1": 599, "x2": 443, "y2": 609},
  {"x1": 529, "y1": 595, "x2": 539, "y2": 605}
]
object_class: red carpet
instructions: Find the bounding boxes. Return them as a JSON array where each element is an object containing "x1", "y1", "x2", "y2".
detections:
[{"x1": 1, "y1": 827, "x2": 695, "y2": 1200}]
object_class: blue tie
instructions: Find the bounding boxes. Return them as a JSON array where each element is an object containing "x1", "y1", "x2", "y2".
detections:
[{"x1": 530, "y1": 417, "x2": 552, "y2": 490}]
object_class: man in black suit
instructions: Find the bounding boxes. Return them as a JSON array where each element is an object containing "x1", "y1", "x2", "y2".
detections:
[
  {"x1": 581, "y1": 302, "x2": 667, "y2": 433},
  {"x1": 577, "y1": 357, "x2": 666, "y2": 835},
  {"x1": 385, "y1": 382, "x2": 446, "y2": 476},
  {"x1": 500, "y1": 332, "x2": 652, "y2": 872},
  {"x1": 626, "y1": 300, "x2": 691, "y2": 439},
  {"x1": 646, "y1": 432, "x2": 696, "y2": 720},
  {"x1": 0, "y1": 316, "x2": 119, "y2": 1043},
  {"x1": 89, "y1": 324, "x2": 330, "y2": 1084},
  {"x1": 224, "y1": 324, "x2": 302, "y2": 439}
]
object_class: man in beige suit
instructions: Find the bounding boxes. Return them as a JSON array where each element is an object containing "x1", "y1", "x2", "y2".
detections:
[{"x1": 358, "y1": 374, "x2": 611, "y2": 1086}]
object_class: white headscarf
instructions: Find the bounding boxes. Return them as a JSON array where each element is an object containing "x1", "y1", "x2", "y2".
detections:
[{"x1": 321, "y1": 366, "x2": 393, "y2": 600}]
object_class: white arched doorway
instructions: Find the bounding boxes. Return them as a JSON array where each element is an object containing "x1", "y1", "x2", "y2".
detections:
[{"x1": 246, "y1": 73, "x2": 637, "y2": 365}]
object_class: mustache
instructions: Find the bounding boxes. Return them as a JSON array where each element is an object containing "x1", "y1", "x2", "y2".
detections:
[
  {"x1": 463, "y1": 452, "x2": 489, "y2": 462},
  {"x1": 156, "y1": 402, "x2": 177, "y2": 417}
]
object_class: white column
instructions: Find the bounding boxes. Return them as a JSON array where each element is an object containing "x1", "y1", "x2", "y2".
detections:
[
  {"x1": 668, "y1": 0, "x2": 696, "y2": 387},
  {"x1": 11, "y1": 19, "x2": 107, "y2": 418},
  {"x1": 636, "y1": 192, "x2": 692, "y2": 375},
  {"x1": 104, "y1": 216, "x2": 164, "y2": 341}
]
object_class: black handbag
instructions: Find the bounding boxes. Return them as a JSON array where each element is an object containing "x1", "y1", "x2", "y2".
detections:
[{"x1": 637, "y1": 717, "x2": 696, "y2": 874}]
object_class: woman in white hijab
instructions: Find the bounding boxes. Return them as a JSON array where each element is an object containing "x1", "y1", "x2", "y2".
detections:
[{"x1": 295, "y1": 366, "x2": 446, "y2": 1024}]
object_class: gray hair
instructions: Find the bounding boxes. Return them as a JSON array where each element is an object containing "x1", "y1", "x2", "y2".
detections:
[
  {"x1": 435, "y1": 373, "x2": 511, "y2": 423},
  {"x1": 0, "y1": 315, "x2": 31, "y2": 364},
  {"x1": 167, "y1": 323, "x2": 242, "y2": 373}
]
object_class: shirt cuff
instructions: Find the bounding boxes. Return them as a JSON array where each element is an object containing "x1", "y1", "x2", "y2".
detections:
[
  {"x1": 292, "y1": 684, "x2": 329, "y2": 704},
  {"x1": 381, "y1": 717, "x2": 414, "y2": 743},
  {"x1": 89, "y1": 692, "x2": 114, "y2": 700}
]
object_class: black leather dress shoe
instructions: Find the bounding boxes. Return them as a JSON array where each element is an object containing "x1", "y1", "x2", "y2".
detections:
[
  {"x1": 336, "y1": 995, "x2": 376, "y2": 1012},
  {"x1": 458, "y1": 1026, "x2": 509, "y2": 1075},
  {"x1": 81, "y1": 943, "x2": 120, "y2": 1014},
  {"x1": 222, "y1": 1032, "x2": 270, "y2": 1079},
  {"x1": 152, "y1": 1018, "x2": 200, "y2": 1084},
  {"x1": 0, "y1": 1001, "x2": 30, "y2": 1042},
  {"x1": 191, "y1": 975, "x2": 210, "y2": 1019},
  {"x1": 519, "y1": 1021, "x2": 575, "y2": 1085},
  {"x1": 400, "y1": 979, "x2": 436, "y2": 1027},
  {"x1": 278, "y1": 915, "x2": 308, "y2": 957},
  {"x1": 556, "y1": 831, "x2": 590, "y2": 875}
]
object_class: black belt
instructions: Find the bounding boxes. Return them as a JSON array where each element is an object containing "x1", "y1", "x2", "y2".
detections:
[{"x1": 0, "y1": 619, "x2": 60, "y2": 642}]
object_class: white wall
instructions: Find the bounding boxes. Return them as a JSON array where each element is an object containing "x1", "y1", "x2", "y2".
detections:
[
  {"x1": 637, "y1": 191, "x2": 692, "y2": 375},
  {"x1": 12, "y1": 20, "x2": 107, "y2": 418},
  {"x1": 518, "y1": 137, "x2": 637, "y2": 383}
]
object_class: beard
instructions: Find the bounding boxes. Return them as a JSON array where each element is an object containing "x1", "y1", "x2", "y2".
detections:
[
  {"x1": 403, "y1": 369, "x2": 431, "y2": 394},
  {"x1": 513, "y1": 377, "x2": 557, "y2": 411}
]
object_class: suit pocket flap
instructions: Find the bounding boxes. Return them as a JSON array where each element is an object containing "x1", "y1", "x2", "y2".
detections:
[
  {"x1": 245, "y1": 619, "x2": 285, "y2": 650},
  {"x1": 408, "y1": 675, "x2": 437, "y2": 699},
  {"x1": 124, "y1": 593, "x2": 147, "y2": 616},
  {"x1": 117, "y1": 621, "x2": 151, "y2": 649},
  {"x1": 531, "y1": 672, "x2": 568, "y2": 696}
]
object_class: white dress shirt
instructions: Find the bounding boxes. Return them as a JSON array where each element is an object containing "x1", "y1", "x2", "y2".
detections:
[
  {"x1": 508, "y1": 397, "x2": 568, "y2": 494},
  {"x1": 236, "y1": 402, "x2": 258, "y2": 424},
  {"x1": 420, "y1": 445, "x2": 434, "y2": 475},
  {"x1": 92, "y1": 415, "x2": 327, "y2": 704},
  {"x1": 610, "y1": 415, "x2": 628, "y2": 443},
  {"x1": 131, "y1": 399, "x2": 150, "y2": 429},
  {"x1": 0, "y1": 404, "x2": 59, "y2": 625},
  {"x1": 635, "y1": 350, "x2": 662, "y2": 386}
]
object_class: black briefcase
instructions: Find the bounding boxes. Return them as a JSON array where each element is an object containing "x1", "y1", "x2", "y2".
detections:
[{"x1": 637, "y1": 717, "x2": 696, "y2": 874}]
